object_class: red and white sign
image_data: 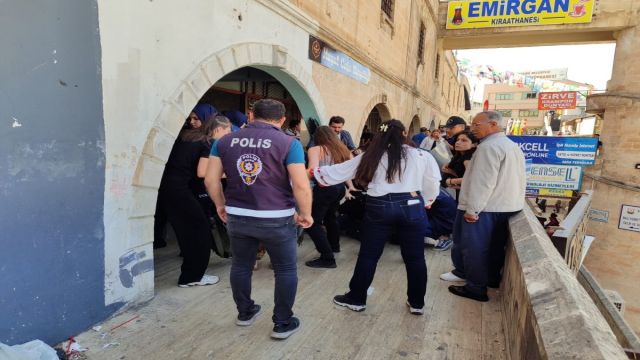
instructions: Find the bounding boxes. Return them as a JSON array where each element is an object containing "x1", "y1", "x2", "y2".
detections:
[{"x1": 538, "y1": 91, "x2": 578, "y2": 110}]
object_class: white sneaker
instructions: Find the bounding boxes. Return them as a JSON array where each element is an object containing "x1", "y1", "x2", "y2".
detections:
[
  {"x1": 406, "y1": 301, "x2": 424, "y2": 315},
  {"x1": 178, "y1": 274, "x2": 220, "y2": 288},
  {"x1": 424, "y1": 237, "x2": 438, "y2": 246},
  {"x1": 439, "y1": 272, "x2": 465, "y2": 282}
]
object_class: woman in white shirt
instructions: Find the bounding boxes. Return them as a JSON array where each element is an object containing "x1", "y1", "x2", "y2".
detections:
[{"x1": 311, "y1": 119, "x2": 441, "y2": 314}]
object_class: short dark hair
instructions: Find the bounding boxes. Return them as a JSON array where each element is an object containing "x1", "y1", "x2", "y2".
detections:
[
  {"x1": 287, "y1": 118, "x2": 301, "y2": 129},
  {"x1": 253, "y1": 99, "x2": 285, "y2": 121},
  {"x1": 420, "y1": 127, "x2": 428, "y2": 132},
  {"x1": 329, "y1": 116, "x2": 345, "y2": 125}
]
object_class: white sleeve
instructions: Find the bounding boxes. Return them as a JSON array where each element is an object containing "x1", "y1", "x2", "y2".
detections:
[
  {"x1": 314, "y1": 155, "x2": 363, "y2": 186},
  {"x1": 419, "y1": 151, "x2": 441, "y2": 207}
]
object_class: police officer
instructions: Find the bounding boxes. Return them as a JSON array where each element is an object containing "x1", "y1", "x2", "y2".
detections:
[{"x1": 205, "y1": 99, "x2": 312, "y2": 340}]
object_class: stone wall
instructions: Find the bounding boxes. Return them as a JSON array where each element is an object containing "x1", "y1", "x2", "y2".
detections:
[{"x1": 502, "y1": 208, "x2": 626, "y2": 359}]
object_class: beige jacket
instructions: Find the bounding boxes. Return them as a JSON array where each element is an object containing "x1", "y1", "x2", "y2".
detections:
[{"x1": 458, "y1": 132, "x2": 526, "y2": 215}]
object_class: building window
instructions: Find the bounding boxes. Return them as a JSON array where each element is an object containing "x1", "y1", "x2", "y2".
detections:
[
  {"x1": 417, "y1": 22, "x2": 425, "y2": 65},
  {"x1": 497, "y1": 110, "x2": 512, "y2": 117},
  {"x1": 381, "y1": 0, "x2": 394, "y2": 19},
  {"x1": 519, "y1": 109, "x2": 539, "y2": 117},
  {"x1": 495, "y1": 93, "x2": 514, "y2": 100},
  {"x1": 434, "y1": 54, "x2": 440, "y2": 80},
  {"x1": 523, "y1": 92, "x2": 537, "y2": 99}
]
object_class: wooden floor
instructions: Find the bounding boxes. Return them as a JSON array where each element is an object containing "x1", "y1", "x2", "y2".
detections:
[{"x1": 75, "y1": 236, "x2": 506, "y2": 360}]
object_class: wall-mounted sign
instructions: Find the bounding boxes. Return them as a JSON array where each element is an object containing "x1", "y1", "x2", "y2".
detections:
[
  {"x1": 308, "y1": 35, "x2": 371, "y2": 84},
  {"x1": 588, "y1": 209, "x2": 609, "y2": 223},
  {"x1": 619, "y1": 205, "x2": 640, "y2": 232},
  {"x1": 538, "y1": 91, "x2": 578, "y2": 110},
  {"x1": 446, "y1": 0, "x2": 594, "y2": 29},
  {"x1": 527, "y1": 164, "x2": 582, "y2": 190},
  {"x1": 509, "y1": 136, "x2": 598, "y2": 166}
]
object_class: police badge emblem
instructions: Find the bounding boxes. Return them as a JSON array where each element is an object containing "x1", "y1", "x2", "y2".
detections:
[{"x1": 237, "y1": 154, "x2": 263, "y2": 185}]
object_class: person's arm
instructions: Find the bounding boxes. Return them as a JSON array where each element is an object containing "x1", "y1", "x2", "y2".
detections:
[
  {"x1": 313, "y1": 155, "x2": 362, "y2": 186},
  {"x1": 306, "y1": 146, "x2": 321, "y2": 171},
  {"x1": 462, "y1": 146, "x2": 502, "y2": 221},
  {"x1": 286, "y1": 139, "x2": 313, "y2": 228},
  {"x1": 204, "y1": 156, "x2": 227, "y2": 222},
  {"x1": 420, "y1": 152, "x2": 441, "y2": 207},
  {"x1": 204, "y1": 141, "x2": 227, "y2": 222},
  {"x1": 197, "y1": 157, "x2": 208, "y2": 178},
  {"x1": 288, "y1": 163, "x2": 313, "y2": 228}
]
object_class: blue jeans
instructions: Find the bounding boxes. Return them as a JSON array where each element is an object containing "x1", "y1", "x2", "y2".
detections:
[
  {"x1": 451, "y1": 209, "x2": 519, "y2": 295},
  {"x1": 226, "y1": 214, "x2": 298, "y2": 325},
  {"x1": 346, "y1": 193, "x2": 428, "y2": 308}
]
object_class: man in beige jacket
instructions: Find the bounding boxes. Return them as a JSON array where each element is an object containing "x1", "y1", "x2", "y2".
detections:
[{"x1": 440, "y1": 111, "x2": 526, "y2": 302}]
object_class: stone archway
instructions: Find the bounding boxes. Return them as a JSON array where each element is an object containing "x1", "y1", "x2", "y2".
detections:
[
  {"x1": 409, "y1": 115, "x2": 421, "y2": 136},
  {"x1": 356, "y1": 95, "x2": 392, "y2": 139},
  {"x1": 119, "y1": 43, "x2": 326, "y2": 297}
]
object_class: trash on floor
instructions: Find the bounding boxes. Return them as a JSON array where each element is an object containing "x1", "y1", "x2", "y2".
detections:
[{"x1": 0, "y1": 339, "x2": 58, "y2": 360}]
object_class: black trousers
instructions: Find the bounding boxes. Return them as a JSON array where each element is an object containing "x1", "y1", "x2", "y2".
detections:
[
  {"x1": 160, "y1": 187, "x2": 211, "y2": 284},
  {"x1": 306, "y1": 185, "x2": 345, "y2": 259}
]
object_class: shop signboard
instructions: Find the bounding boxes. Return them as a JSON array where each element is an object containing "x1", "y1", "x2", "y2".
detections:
[
  {"x1": 308, "y1": 36, "x2": 371, "y2": 84},
  {"x1": 446, "y1": 0, "x2": 594, "y2": 29},
  {"x1": 538, "y1": 91, "x2": 578, "y2": 110},
  {"x1": 509, "y1": 136, "x2": 598, "y2": 166},
  {"x1": 527, "y1": 164, "x2": 582, "y2": 190},
  {"x1": 619, "y1": 205, "x2": 640, "y2": 232}
]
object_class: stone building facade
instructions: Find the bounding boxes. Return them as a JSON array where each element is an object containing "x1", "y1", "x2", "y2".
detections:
[{"x1": 0, "y1": 0, "x2": 470, "y2": 344}]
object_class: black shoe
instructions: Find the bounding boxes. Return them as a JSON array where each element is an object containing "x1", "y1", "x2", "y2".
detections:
[
  {"x1": 271, "y1": 317, "x2": 301, "y2": 339},
  {"x1": 236, "y1": 304, "x2": 262, "y2": 326},
  {"x1": 333, "y1": 294, "x2": 366, "y2": 312},
  {"x1": 305, "y1": 258, "x2": 337, "y2": 268},
  {"x1": 448, "y1": 285, "x2": 489, "y2": 302}
]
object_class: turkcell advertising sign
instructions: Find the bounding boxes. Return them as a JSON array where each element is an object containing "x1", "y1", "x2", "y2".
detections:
[
  {"x1": 446, "y1": 0, "x2": 594, "y2": 29},
  {"x1": 509, "y1": 136, "x2": 598, "y2": 166},
  {"x1": 527, "y1": 164, "x2": 582, "y2": 190}
]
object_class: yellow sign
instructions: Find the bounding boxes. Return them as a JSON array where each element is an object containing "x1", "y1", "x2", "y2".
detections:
[
  {"x1": 446, "y1": 0, "x2": 594, "y2": 29},
  {"x1": 539, "y1": 188, "x2": 573, "y2": 198}
]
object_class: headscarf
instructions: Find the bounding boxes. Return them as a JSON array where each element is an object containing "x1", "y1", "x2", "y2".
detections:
[
  {"x1": 223, "y1": 110, "x2": 248, "y2": 132},
  {"x1": 192, "y1": 103, "x2": 218, "y2": 124}
]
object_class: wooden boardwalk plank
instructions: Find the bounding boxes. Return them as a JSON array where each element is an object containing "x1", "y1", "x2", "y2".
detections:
[{"x1": 74, "y1": 237, "x2": 506, "y2": 360}]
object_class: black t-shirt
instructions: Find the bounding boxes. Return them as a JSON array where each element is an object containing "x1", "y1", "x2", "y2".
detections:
[
  {"x1": 160, "y1": 139, "x2": 211, "y2": 190},
  {"x1": 441, "y1": 150, "x2": 474, "y2": 188}
]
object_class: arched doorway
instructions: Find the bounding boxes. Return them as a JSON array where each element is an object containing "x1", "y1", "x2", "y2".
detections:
[
  {"x1": 409, "y1": 115, "x2": 421, "y2": 137},
  {"x1": 113, "y1": 43, "x2": 326, "y2": 304},
  {"x1": 153, "y1": 66, "x2": 313, "y2": 272},
  {"x1": 364, "y1": 103, "x2": 391, "y2": 134},
  {"x1": 358, "y1": 103, "x2": 391, "y2": 149}
]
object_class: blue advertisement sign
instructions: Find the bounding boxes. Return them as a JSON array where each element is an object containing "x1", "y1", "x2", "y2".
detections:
[
  {"x1": 509, "y1": 136, "x2": 598, "y2": 166},
  {"x1": 309, "y1": 35, "x2": 371, "y2": 84}
]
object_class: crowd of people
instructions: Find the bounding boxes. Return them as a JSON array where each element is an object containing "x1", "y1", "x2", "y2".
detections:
[{"x1": 153, "y1": 99, "x2": 526, "y2": 339}]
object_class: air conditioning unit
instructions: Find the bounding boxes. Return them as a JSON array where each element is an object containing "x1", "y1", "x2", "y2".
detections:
[{"x1": 604, "y1": 290, "x2": 625, "y2": 315}]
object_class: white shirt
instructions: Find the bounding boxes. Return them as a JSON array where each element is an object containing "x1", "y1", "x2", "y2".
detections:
[
  {"x1": 458, "y1": 132, "x2": 526, "y2": 214},
  {"x1": 314, "y1": 146, "x2": 441, "y2": 206},
  {"x1": 419, "y1": 137, "x2": 441, "y2": 150}
]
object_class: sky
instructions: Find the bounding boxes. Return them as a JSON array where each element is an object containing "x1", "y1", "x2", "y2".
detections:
[{"x1": 456, "y1": 43, "x2": 617, "y2": 91}]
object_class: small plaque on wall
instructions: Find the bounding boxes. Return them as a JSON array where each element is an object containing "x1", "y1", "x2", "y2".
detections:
[
  {"x1": 619, "y1": 205, "x2": 640, "y2": 232},
  {"x1": 588, "y1": 209, "x2": 609, "y2": 223}
]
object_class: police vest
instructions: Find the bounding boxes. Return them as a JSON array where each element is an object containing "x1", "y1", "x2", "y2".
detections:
[{"x1": 216, "y1": 121, "x2": 296, "y2": 218}]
